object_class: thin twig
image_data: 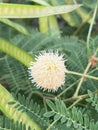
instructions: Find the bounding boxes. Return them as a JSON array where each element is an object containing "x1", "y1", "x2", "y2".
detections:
[
  {"x1": 46, "y1": 120, "x2": 58, "y2": 130},
  {"x1": 57, "y1": 80, "x2": 79, "y2": 97},
  {"x1": 86, "y1": 0, "x2": 98, "y2": 55},
  {"x1": 72, "y1": 47, "x2": 98, "y2": 97},
  {"x1": 72, "y1": 62, "x2": 91, "y2": 97},
  {"x1": 68, "y1": 98, "x2": 82, "y2": 109},
  {"x1": 63, "y1": 89, "x2": 98, "y2": 103}
]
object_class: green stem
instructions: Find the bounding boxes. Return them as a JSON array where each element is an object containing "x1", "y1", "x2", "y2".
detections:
[
  {"x1": 68, "y1": 98, "x2": 82, "y2": 109},
  {"x1": 63, "y1": 89, "x2": 98, "y2": 103},
  {"x1": 86, "y1": 0, "x2": 98, "y2": 55},
  {"x1": 72, "y1": 48, "x2": 98, "y2": 97},
  {"x1": 57, "y1": 79, "x2": 79, "y2": 97},
  {"x1": 0, "y1": 38, "x2": 35, "y2": 67},
  {"x1": 0, "y1": 84, "x2": 41, "y2": 130},
  {"x1": 68, "y1": 70, "x2": 98, "y2": 80},
  {"x1": 73, "y1": 62, "x2": 91, "y2": 97},
  {"x1": 46, "y1": 119, "x2": 58, "y2": 130}
]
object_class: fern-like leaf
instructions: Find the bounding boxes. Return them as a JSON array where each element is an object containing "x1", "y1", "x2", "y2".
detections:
[
  {"x1": 44, "y1": 98, "x2": 98, "y2": 130},
  {"x1": 0, "y1": 116, "x2": 30, "y2": 130},
  {"x1": 8, "y1": 93, "x2": 50, "y2": 130},
  {"x1": 86, "y1": 90, "x2": 98, "y2": 112}
]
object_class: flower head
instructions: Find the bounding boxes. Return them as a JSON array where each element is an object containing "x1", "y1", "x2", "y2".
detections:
[{"x1": 28, "y1": 51, "x2": 66, "y2": 91}]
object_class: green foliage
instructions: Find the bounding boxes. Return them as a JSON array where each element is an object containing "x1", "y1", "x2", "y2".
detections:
[
  {"x1": 0, "y1": 84, "x2": 41, "y2": 130},
  {"x1": 2, "y1": 31, "x2": 98, "y2": 94},
  {"x1": 44, "y1": 98, "x2": 98, "y2": 130},
  {"x1": 0, "y1": 116, "x2": 30, "y2": 130},
  {"x1": 8, "y1": 93, "x2": 50, "y2": 129},
  {"x1": 0, "y1": 1, "x2": 82, "y2": 36},
  {"x1": 86, "y1": 90, "x2": 98, "y2": 112},
  {"x1": 0, "y1": 18, "x2": 29, "y2": 35},
  {"x1": 0, "y1": 29, "x2": 98, "y2": 129},
  {"x1": 0, "y1": 0, "x2": 98, "y2": 130},
  {"x1": 30, "y1": 0, "x2": 96, "y2": 34}
]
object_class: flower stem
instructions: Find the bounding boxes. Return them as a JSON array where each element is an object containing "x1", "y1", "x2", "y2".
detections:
[{"x1": 68, "y1": 69, "x2": 98, "y2": 81}]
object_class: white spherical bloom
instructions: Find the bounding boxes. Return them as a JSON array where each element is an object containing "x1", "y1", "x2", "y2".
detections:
[{"x1": 28, "y1": 51, "x2": 66, "y2": 91}]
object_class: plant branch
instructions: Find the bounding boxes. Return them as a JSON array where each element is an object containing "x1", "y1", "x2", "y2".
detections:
[
  {"x1": 63, "y1": 89, "x2": 98, "y2": 103},
  {"x1": 72, "y1": 62, "x2": 91, "y2": 97},
  {"x1": 67, "y1": 68, "x2": 98, "y2": 81},
  {"x1": 46, "y1": 119, "x2": 58, "y2": 130},
  {"x1": 68, "y1": 98, "x2": 82, "y2": 109},
  {"x1": 86, "y1": 0, "x2": 98, "y2": 55},
  {"x1": 57, "y1": 79, "x2": 79, "y2": 97},
  {"x1": 71, "y1": 47, "x2": 98, "y2": 97}
]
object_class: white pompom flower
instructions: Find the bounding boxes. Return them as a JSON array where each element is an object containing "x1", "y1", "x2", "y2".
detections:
[{"x1": 28, "y1": 51, "x2": 66, "y2": 91}]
